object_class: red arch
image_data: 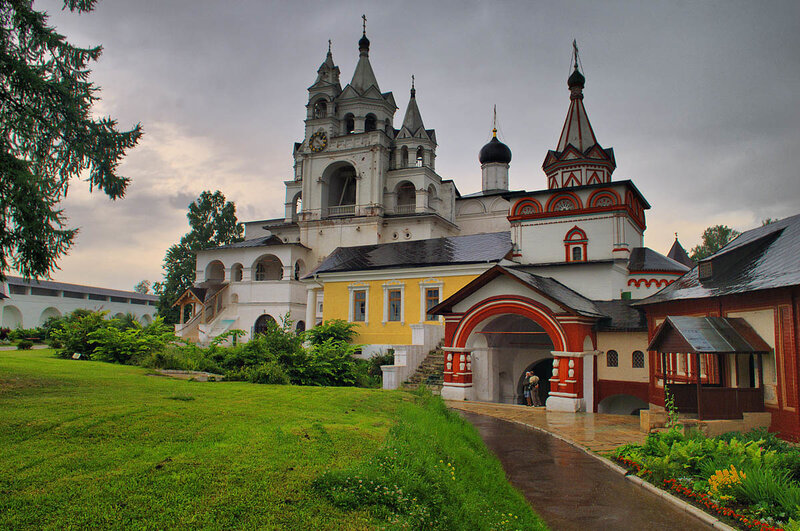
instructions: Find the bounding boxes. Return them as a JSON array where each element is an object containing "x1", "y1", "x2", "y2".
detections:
[
  {"x1": 452, "y1": 295, "x2": 567, "y2": 351},
  {"x1": 587, "y1": 188, "x2": 621, "y2": 207},
  {"x1": 511, "y1": 198, "x2": 543, "y2": 217},
  {"x1": 546, "y1": 191, "x2": 583, "y2": 212},
  {"x1": 564, "y1": 226, "x2": 587, "y2": 241}
]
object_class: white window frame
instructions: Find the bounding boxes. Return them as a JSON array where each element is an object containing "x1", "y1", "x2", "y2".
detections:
[
  {"x1": 382, "y1": 281, "x2": 405, "y2": 325},
  {"x1": 419, "y1": 279, "x2": 444, "y2": 323},
  {"x1": 347, "y1": 283, "x2": 369, "y2": 324}
]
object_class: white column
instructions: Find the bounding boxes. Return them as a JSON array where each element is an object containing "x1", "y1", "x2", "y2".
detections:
[{"x1": 305, "y1": 288, "x2": 318, "y2": 328}]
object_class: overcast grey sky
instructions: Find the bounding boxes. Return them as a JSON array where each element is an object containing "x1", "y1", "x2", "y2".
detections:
[{"x1": 31, "y1": 0, "x2": 800, "y2": 291}]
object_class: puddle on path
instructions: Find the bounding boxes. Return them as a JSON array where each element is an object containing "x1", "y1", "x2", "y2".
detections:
[{"x1": 461, "y1": 411, "x2": 710, "y2": 531}]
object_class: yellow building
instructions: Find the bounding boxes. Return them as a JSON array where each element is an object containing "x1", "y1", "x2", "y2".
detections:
[{"x1": 309, "y1": 232, "x2": 513, "y2": 386}]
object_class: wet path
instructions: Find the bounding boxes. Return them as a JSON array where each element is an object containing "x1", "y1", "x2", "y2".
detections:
[{"x1": 461, "y1": 412, "x2": 710, "y2": 530}]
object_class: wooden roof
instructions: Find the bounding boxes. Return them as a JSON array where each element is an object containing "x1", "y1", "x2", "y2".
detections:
[{"x1": 648, "y1": 316, "x2": 772, "y2": 354}]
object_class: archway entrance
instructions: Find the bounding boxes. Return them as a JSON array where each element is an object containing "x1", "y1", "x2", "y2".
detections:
[
  {"x1": 254, "y1": 314, "x2": 276, "y2": 335},
  {"x1": 465, "y1": 313, "x2": 556, "y2": 404}
]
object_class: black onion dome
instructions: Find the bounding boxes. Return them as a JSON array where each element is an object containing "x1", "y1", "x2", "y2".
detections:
[
  {"x1": 358, "y1": 34, "x2": 370, "y2": 51},
  {"x1": 568, "y1": 67, "x2": 585, "y2": 89},
  {"x1": 479, "y1": 136, "x2": 512, "y2": 164}
]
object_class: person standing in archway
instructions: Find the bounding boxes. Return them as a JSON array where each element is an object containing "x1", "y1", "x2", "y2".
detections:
[
  {"x1": 530, "y1": 374, "x2": 541, "y2": 407},
  {"x1": 523, "y1": 371, "x2": 534, "y2": 407}
]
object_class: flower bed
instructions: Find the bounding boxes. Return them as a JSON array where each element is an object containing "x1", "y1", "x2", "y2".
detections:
[{"x1": 612, "y1": 428, "x2": 800, "y2": 531}]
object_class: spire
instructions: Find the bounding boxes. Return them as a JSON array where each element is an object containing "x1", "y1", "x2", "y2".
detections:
[
  {"x1": 667, "y1": 234, "x2": 695, "y2": 268},
  {"x1": 313, "y1": 40, "x2": 339, "y2": 85},
  {"x1": 402, "y1": 75, "x2": 425, "y2": 133},
  {"x1": 349, "y1": 15, "x2": 380, "y2": 93},
  {"x1": 556, "y1": 40, "x2": 597, "y2": 152}
]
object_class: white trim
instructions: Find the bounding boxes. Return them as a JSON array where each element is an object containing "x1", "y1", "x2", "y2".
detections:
[
  {"x1": 382, "y1": 280, "x2": 405, "y2": 324},
  {"x1": 347, "y1": 282, "x2": 369, "y2": 324},
  {"x1": 419, "y1": 279, "x2": 444, "y2": 323},
  {"x1": 315, "y1": 262, "x2": 493, "y2": 281},
  {"x1": 551, "y1": 350, "x2": 601, "y2": 358},
  {"x1": 442, "y1": 382, "x2": 473, "y2": 388}
]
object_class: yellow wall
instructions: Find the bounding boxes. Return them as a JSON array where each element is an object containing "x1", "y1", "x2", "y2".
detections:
[{"x1": 321, "y1": 273, "x2": 477, "y2": 345}]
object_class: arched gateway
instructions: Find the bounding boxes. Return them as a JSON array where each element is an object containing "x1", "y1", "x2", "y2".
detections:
[{"x1": 432, "y1": 266, "x2": 602, "y2": 412}]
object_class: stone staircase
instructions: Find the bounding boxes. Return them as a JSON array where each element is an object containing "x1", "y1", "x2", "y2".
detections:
[{"x1": 402, "y1": 349, "x2": 445, "y2": 394}]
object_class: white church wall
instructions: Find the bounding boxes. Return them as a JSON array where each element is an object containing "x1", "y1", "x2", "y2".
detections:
[
  {"x1": 526, "y1": 262, "x2": 630, "y2": 301},
  {"x1": 516, "y1": 215, "x2": 618, "y2": 264}
]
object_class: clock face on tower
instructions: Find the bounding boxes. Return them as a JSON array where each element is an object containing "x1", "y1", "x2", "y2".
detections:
[{"x1": 309, "y1": 131, "x2": 328, "y2": 152}]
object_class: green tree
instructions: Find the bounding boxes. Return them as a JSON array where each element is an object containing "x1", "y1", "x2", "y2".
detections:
[
  {"x1": 689, "y1": 225, "x2": 741, "y2": 261},
  {"x1": 133, "y1": 280, "x2": 150, "y2": 294},
  {"x1": 154, "y1": 191, "x2": 243, "y2": 323},
  {"x1": 0, "y1": 0, "x2": 142, "y2": 281}
]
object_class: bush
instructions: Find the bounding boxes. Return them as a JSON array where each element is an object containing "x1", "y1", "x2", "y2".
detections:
[
  {"x1": 90, "y1": 318, "x2": 175, "y2": 365},
  {"x1": 0, "y1": 327, "x2": 11, "y2": 341},
  {"x1": 368, "y1": 351, "x2": 394, "y2": 377},
  {"x1": 50, "y1": 311, "x2": 108, "y2": 359},
  {"x1": 17, "y1": 339, "x2": 33, "y2": 350},
  {"x1": 304, "y1": 319, "x2": 359, "y2": 345}
]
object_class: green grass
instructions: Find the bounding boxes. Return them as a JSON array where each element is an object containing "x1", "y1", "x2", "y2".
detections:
[{"x1": 0, "y1": 350, "x2": 544, "y2": 530}]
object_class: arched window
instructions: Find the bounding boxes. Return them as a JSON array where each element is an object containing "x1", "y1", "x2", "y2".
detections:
[
  {"x1": 294, "y1": 260, "x2": 305, "y2": 281},
  {"x1": 205, "y1": 260, "x2": 225, "y2": 282},
  {"x1": 313, "y1": 99, "x2": 327, "y2": 119},
  {"x1": 396, "y1": 182, "x2": 416, "y2": 213},
  {"x1": 344, "y1": 113, "x2": 355, "y2": 134},
  {"x1": 364, "y1": 113, "x2": 377, "y2": 132},
  {"x1": 253, "y1": 255, "x2": 282, "y2": 281},
  {"x1": 606, "y1": 350, "x2": 619, "y2": 367},
  {"x1": 231, "y1": 263, "x2": 243, "y2": 282},
  {"x1": 416, "y1": 147, "x2": 424, "y2": 167},
  {"x1": 324, "y1": 163, "x2": 357, "y2": 215},
  {"x1": 401, "y1": 146, "x2": 409, "y2": 168},
  {"x1": 254, "y1": 314, "x2": 276, "y2": 335},
  {"x1": 296, "y1": 320, "x2": 306, "y2": 333},
  {"x1": 632, "y1": 351, "x2": 645, "y2": 369},
  {"x1": 291, "y1": 192, "x2": 302, "y2": 221},
  {"x1": 564, "y1": 226, "x2": 588, "y2": 262}
]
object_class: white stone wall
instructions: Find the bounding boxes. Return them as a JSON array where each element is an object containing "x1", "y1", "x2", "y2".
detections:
[{"x1": 1, "y1": 295, "x2": 156, "y2": 329}]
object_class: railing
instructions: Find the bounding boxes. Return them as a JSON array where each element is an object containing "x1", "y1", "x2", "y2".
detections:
[
  {"x1": 395, "y1": 204, "x2": 416, "y2": 214},
  {"x1": 326, "y1": 204, "x2": 355, "y2": 217},
  {"x1": 670, "y1": 384, "x2": 764, "y2": 420},
  {"x1": 202, "y1": 284, "x2": 229, "y2": 324}
]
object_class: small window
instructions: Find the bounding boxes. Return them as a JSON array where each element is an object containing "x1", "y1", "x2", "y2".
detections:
[
  {"x1": 572, "y1": 246, "x2": 582, "y2": 261},
  {"x1": 607, "y1": 350, "x2": 618, "y2": 367},
  {"x1": 365, "y1": 113, "x2": 377, "y2": 132},
  {"x1": 416, "y1": 147, "x2": 424, "y2": 167},
  {"x1": 294, "y1": 262, "x2": 301, "y2": 281},
  {"x1": 388, "y1": 289, "x2": 402, "y2": 321},
  {"x1": 425, "y1": 288, "x2": 440, "y2": 320},
  {"x1": 353, "y1": 290, "x2": 366, "y2": 322},
  {"x1": 632, "y1": 350, "x2": 645, "y2": 369},
  {"x1": 344, "y1": 114, "x2": 355, "y2": 134}
]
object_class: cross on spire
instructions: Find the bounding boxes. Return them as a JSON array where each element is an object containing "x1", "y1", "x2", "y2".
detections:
[
  {"x1": 492, "y1": 104, "x2": 497, "y2": 137},
  {"x1": 328, "y1": 39, "x2": 331, "y2": 54},
  {"x1": 362, "y1": 14, "x2": 367, "y2": 35},
  {"x1": 572, "y1": 39, "x2": 580, "y2": 71},
  {"x1": 410, "y1": 74, "x2": 415, "y2": 97}
]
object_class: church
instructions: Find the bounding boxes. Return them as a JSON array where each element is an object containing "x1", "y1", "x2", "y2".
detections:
[{"x1": 174, "y1": 25, "x2": 695, "y2": 415}]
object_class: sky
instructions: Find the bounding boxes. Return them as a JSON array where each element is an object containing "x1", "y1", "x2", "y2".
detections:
[{"x1": 26, "y1": 0, "x2": 800, "y2": 292}]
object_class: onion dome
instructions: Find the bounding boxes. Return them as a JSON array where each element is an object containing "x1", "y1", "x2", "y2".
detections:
[
  {"x1": 479, "y1": 129, "x2": 512, "y2": 165},
  {"x1": 568, "y1": 65, "x2": 585, "y2": 89},
  {"x1": 358, "y1": 33, "x2": 370, "y2": 52}
]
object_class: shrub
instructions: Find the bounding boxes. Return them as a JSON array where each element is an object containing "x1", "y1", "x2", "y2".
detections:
[
  {"x1": 291, "y1": 339, "x2": 365, "y2": 387},
  {"x1": 0, "y1": 327, "x2": 11, "y2": 340},
  {"x1": 368, "y1": 351, "x2": 394, "y2": 377},
  {"x1": 304, "y1": 319, "x2": 359, "y2": 345},
  {"x1": 50, "y1": 311, "x2": 109, "y2": 359},
  {"x1": 17, "y1": 339, "x2": 33, "y2": 350},
  {"x1": 90, "y1": 318, "x2": 175, "y2": 365}
]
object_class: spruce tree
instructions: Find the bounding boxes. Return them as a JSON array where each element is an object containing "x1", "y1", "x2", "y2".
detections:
[{"x1": 0, "y1": 0, "x2": 142, "y2": 280}]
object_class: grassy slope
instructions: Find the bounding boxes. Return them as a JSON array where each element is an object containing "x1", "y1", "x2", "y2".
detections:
[
  {"x1": 1, "y1": 350, "x2": 399, "y2": 529},
  {"x1": 1, "y1": 350, "x2": 545, "y2": 530}
]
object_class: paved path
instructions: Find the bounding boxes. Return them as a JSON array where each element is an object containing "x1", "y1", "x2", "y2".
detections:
[
  {"x1": 460, "y1": 411, "x2": 710, "y2": 530},
  {"x1": 447, "y1": 401, "x2": 646, "y2": 452}
]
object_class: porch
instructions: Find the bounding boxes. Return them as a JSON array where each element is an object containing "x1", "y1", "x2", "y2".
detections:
[{"x1": 649, "y1": 316, "x2": 772, "y2": 421}]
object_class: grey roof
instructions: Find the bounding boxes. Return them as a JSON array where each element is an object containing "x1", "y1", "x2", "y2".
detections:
[
  {"x1": 648, "y1": 316, "x2": 772, "y2": 354},
  {"x1": 6, "y1": 276, "x2": 158, "y2": 301},
  {"x1": 593, "y1": 300, "x2": 648, "y2": 331},
  {"x1": 503, "y1": 267, "x2": 605, "y2": 317},
  {"x1": 637, "y1": 213, "x2": 800, "y2": 305},
  {"x1": 667, "y1": 238, "x2": 695, "y2": 268},
  {"x1": 311, "y1": 232, "x2": 512, "y2": 275},
  {"x1": 212, "y1": 235, "x2": 308, "y2": 250},
  {"x1": 628, "y1": 247, "x2": 690, "y2": 273}
]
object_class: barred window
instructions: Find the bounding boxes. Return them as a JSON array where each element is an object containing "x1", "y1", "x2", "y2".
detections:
[
  {"x1": 632, "y1": 350, "x2": 645, "y2": 369},
  {"x1": 607, "y1": 350, "x2": 618, "y2": 367}
]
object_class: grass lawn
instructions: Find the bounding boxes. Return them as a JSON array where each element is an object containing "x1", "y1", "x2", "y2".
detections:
[{"x1": 1, "y1": 349, "x2": 544, "y2": 530}]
